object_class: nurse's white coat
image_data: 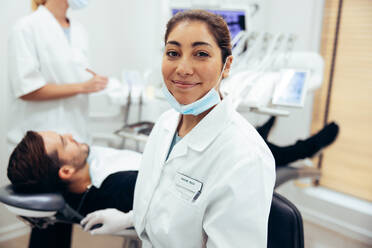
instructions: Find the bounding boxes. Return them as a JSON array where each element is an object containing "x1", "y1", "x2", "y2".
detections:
[
  {"x1": 133, "y1": 96, "x2": 276, "y2": 248},
  {"x1": 7, "y1": 6, "x2": 92, "y2": 145}
]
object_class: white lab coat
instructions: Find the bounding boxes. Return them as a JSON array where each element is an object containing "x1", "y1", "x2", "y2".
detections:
[
  {"x1": 7, "y1": 6, "x2": 92, "y2": 146},
  {"x1": 133, "y1": 96, "x2": 276, "y2": 248}
]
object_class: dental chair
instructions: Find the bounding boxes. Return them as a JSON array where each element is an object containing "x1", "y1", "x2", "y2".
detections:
[
  {"x1": 0, "y1": 185, "x2": 139, "y2": 248},
  {"x1": 268, "y1": 163, "x2": 319, "y2": 248},
  {"x1": 0, "y1": 165, "x2": 317, "y2": 248},
  {"x1": 268, "y1": 192, "x2": 304, "y2": 248}
]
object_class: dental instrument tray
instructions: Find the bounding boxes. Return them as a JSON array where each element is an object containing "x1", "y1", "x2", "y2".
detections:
[{"x1": 115, "y1": 121, "x2": 154, "y2": 142}]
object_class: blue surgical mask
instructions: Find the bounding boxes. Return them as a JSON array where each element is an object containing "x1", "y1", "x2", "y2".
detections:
[
  {"x1": 68, "y1": 0, "x2": 90, "y2": 10},
  {"x1": 162, "y1": 61, "x2": 228, "y2": 116}
]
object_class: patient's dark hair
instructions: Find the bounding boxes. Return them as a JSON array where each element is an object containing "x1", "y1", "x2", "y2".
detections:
[{"x1": 7, "y1": 131, "x2": 66, "y2": 193}]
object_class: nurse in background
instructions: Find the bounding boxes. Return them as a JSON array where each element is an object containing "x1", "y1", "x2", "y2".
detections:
[
  {"x1": 7, "y1": 0, "x2": 108, "y2": 150},
  {"x1": 7, "y1": 0, "x2": 107, "y2": 247},
  {"x1": 83, "y1": 10, "x2": 275, "y2": 248}
]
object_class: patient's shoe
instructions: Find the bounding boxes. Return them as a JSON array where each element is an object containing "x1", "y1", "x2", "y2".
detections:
[
  {"x1": 300, "y1": 122, "x2": 340, "y2": 158},
  {"x1": 256, "y1": 116, "x2": 276, "y2": 140}
]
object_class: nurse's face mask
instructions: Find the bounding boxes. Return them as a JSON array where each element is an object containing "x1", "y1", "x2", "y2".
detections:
[{"x1": 68, "y1": 0, "x2": 90, "y2": 10}]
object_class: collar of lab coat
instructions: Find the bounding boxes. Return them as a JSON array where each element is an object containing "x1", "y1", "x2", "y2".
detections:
[
  {"x1": 37, "y1": 6, "x2": 75, "y2": 46},
  {"x1": 163, "y1": 95, "x2": 233, "y2": 153},
  {"x1": 36, "y1": 5, "x2": 90, "y2": 76},
  {"x1": 38, "y1": 5, "x2": 65, "y2": 26}
]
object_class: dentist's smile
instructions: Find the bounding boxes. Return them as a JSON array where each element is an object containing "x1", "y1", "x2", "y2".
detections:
[{"x1": 172, "y1": 80, "x2": 201, "y2": 89}]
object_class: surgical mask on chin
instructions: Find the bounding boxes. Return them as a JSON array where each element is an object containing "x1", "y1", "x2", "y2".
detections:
[
  {"x1": 68, "y1": 0, "x2": 89, "y2": 10},
  {"x1": 162, "y1": 61, "x2": 227, "y2": 116}
]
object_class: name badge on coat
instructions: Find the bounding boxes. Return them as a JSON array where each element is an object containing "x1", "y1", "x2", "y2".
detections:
[{"x1": 175, "y1": 172, "x2": 203, "y2": 202}]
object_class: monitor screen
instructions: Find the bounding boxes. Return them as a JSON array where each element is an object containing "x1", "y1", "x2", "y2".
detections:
[
  {"x1": 272, "y1": 69, "x2": 309, "y2": 108},
  {"x1": 171, "y1": 9, "x2": 246, "y2": 39}
]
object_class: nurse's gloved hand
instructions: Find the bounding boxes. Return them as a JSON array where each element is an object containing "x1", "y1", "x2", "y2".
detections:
[
  {"x1": 81, "y1": 209, "x2": 133, "y2": 235},
  {"x1": 81, "y1": 74, "x2": 108, "y2": 93}
]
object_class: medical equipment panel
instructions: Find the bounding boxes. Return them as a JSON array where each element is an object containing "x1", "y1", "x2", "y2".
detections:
[{"x1": 272, "y1": 69, "x2": 309, "y2": 108}]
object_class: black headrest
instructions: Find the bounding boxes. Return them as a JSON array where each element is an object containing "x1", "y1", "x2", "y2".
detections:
[{"x1": 0, "y1": 185, "x2": 65, "y2": 211}]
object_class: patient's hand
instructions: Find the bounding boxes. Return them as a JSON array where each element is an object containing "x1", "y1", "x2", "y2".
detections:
[{"x1": 81, "y1": 209, "x2": 133, "y2": 235}]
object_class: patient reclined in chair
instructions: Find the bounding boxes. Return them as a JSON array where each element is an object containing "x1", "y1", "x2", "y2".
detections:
[
  {"x1": 0, "y1": 166, "x2": 318, "y2": 227},
  {"x1": 4, "y1": 130, "x2": 141, "y2": 247}
]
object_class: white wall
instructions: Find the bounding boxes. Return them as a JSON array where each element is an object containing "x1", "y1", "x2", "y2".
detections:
[
  {"x1": 0, "y1": 0, "x2": 31, "y2": 236},
  {"x1": 70, "y1": 0, "x2": 162, "y2": 77}
]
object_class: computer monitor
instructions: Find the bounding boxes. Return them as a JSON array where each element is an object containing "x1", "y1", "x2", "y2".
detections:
[{"x1": 171, "y1": 9, "x2": 246, "y2": 39}]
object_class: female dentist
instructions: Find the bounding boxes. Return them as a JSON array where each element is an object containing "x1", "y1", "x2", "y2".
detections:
[
  {"x1": 82, "y1": 10, "x2": 275, "y2": 248},
  {"x1": 7, "y1": 1, "x2": 107, "y2": 247}
]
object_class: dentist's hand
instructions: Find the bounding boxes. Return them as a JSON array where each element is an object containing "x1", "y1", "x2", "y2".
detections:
[
  {"x1": 80, "y1": 74, "x2": 108, "y2": 93},
  {"x1": 81, "y1": 209, "x2": 133, "y2": 235}
]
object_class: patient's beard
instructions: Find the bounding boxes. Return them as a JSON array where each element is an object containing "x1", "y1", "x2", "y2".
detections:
[
  {"x1": 81, "y1": 143, "x2": 90, "y2": 163},
  {"x1": 71, "y1": 144, "x2": 90, "y2": 171},
  {"x1": 82, "y1": 144, "x2": 90, "y2": 162}
]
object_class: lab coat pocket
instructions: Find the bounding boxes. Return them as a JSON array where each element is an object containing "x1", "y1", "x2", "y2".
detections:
[{"x1": 155, "y1": 187, "x2": 203, "y2": 248}]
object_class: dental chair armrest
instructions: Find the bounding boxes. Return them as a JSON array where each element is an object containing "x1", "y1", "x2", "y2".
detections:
[
  {"x1": 275, "y1": 166, "x2": 321, "y2": 188},
  {"x1": 110, "y1": 227, "x2": 138, "y2": 237}
]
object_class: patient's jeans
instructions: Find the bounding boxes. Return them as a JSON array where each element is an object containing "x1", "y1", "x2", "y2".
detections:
[
  {"x1": 29, "y1": 223, "x2": 72, "y2": 248},
  {"x1": 266, "y1": 140, "x2": 315, "y2": 167}
]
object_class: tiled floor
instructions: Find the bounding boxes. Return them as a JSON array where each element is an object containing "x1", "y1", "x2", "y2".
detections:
[{"x1": 0, "y1": 225, "x2": 124, "y2": 248}]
